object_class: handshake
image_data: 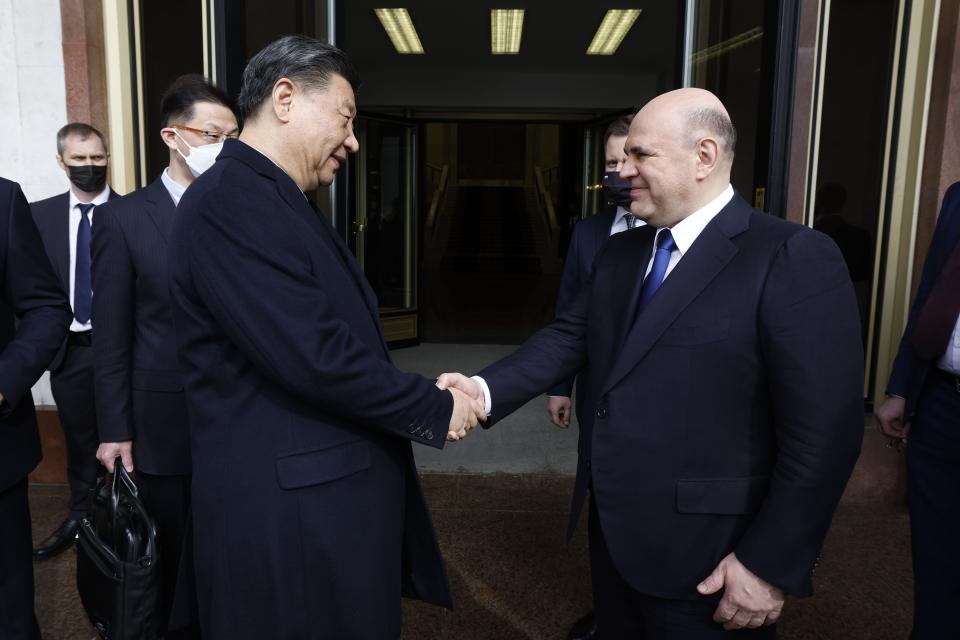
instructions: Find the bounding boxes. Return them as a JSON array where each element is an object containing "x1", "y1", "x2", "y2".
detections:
[{"x1": 436, "y1": 373, "x2": 486, "y2": 442}]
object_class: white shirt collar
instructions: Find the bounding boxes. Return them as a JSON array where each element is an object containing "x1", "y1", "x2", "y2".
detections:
[
  {"x1": 68, "y1": 184, "x2": 111, "y2": 211},
  {"x1": 161, "y1": 167, "x2": 188, "y2": 206},
  {"x1": 609, "y1": 206, "x2": 647, "y2": 236},
  {"x1": 660, "y1": 184, "x2": 734, "y2": 257}
]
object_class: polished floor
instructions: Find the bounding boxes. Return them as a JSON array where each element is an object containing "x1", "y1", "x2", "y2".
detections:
[{"x1": 31, "y1": 475, "x2": 912, "y2": 639}]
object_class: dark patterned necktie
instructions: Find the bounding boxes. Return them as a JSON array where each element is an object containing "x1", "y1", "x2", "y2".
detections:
[
  {"x1": 910, "y1": 239, "x2": 960, "y2": 360},
  {"x1": 74, "y1": 203, "x2": 94, "y2": 324}
]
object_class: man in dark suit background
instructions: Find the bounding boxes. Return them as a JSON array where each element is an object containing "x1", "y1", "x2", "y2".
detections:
[
  {"x1": 168, "y1": 36, "x2": 483, "y2": 638},
  {"x1": 440, "y1": 88, "x2": 863, "y2": 637},
  {"x1": 93, "y1": 74, "x2": 239, "y2": 639},
  {"x1": 547, "y1": 113, "x2": 639, "y2": 433},
  {"x1": 549, "y1": 113, "x2": 638, "y2": 640},
  {"x1": 0, "y1": 177, "x2": 72, "y2": 639},
  {"x1": 875, "y1": 180, "x2": 960, "y2": 639},
  {"x1": 29, "y1": 123, "x2": 117, "y2": 560}
]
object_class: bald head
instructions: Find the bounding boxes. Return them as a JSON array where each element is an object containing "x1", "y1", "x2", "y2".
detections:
[
  {"x1": 643, "y1": 88, "x2": 736, "y2": 158},
  {"x1": 619, "y1": 88, "x2": 736, "y2": 228}
]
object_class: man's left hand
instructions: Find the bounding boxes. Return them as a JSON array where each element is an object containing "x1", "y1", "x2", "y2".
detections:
[{"x1": 697, "y1": 552, "x2": 785, "y2": 630}]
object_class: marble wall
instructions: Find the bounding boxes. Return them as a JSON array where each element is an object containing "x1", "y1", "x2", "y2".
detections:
[{"x1": 0, "y1": 0, "x2": 69, "y2": 405}]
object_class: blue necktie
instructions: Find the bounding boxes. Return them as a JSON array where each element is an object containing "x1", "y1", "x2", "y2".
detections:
[
  {"x1": 636, "y1": 229, "x2": 676, "y2": 313},
  {"x1": 74, "y1": 203, "x2": 93, "y2": 324}
]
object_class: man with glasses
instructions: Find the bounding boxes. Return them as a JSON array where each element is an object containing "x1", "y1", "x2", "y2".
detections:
[
  {"x1": 30, "y1": 123, "x2": 118, "y2": 561},
  {"x1": 92, "y1": 74, "x2": 238, "y2": 639}
]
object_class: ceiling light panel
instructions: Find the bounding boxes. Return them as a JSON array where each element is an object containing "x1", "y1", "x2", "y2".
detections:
[
  {"x1": 374, "y1": 8, "x2": 424, "y2": 54},
  {"x1": 587, "y1": 9, "x2": 641, "y2": 55},
  {"x1": 491, "y1": 9, "x2": 525, "y2": 54}
]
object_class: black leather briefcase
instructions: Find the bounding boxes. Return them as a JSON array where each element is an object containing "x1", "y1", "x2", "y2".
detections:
[{"x1": 76, "y1": 464, "x2": 162, "y2": 640}]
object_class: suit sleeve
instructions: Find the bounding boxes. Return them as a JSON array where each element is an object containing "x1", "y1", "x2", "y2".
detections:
[
  {"x1": 547, "y1": 226, "x2": 585, "y2": 397},
  {"x1": 886, "y1": 182, "x2": 960, "y2": 403},
  {"x1": 91, "y1": 203, "x2": 135, "y2": 442},
  {"x1": 180, "y1": 191, "x2": 453, "y2": 448},
  {"x1": 0, "y1": 183, "x2": 72, "y2": 417},
  {"x1": 734, "y1": 229, "x2": 864, "y2": 596}
]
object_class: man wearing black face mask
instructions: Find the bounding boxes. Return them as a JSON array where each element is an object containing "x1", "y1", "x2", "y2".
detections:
[
  {"x1": 30, "y1": 123, "x2": 118, "y2": 561},
  {"x1": 547, "y1": 113, "x2": 639, "y2": 640}
]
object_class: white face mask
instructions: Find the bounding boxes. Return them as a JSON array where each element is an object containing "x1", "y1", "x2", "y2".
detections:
[{"x1": 174, "y1": 130, "x2": 223, "y2": 178}]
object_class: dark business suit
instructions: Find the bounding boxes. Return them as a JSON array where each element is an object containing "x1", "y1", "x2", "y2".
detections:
[
  {"x1": 91, "y1": 176, "x2": 198, "y2": 637},
  {"x1": 169, "y1": 140, "x2": 454, "y2": 639},
  {"x1": 31, "y1": 189, "x2": 117, "y2": 518},
  {"x1": 549, "y1": 206, "x2": 618, "y2": 398},
  {"x1": 885, "y1": 181, "x2": 960, "y2": 639},
  {"x1": 479, "y1": 194, "x2": 863, "y2": 635},
  {"x1": 0, "y1": 177, "x2": 72, "y2": 639}
]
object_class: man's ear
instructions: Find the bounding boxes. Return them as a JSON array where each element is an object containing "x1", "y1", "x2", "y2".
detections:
[
  {"x1": 272, "y1": 78, "x2": 296, "y2": 123},
  {"x1": 159, "y1": 128, "x2": 179, "y2": 151},
  {"x1": 695, "y1": 137, "x2": 720, "y2": 180}
]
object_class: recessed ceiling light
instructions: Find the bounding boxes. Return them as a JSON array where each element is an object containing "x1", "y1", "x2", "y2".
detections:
[
  {"x1": 491, "y1": 9, "x2": 524, "y2": 55},
  {"x1": 587, "y1": 9, "x2": 641, "y2": 55},
  {"x1": 374, "y1": 8, "x2": 424, "y2": 54}
]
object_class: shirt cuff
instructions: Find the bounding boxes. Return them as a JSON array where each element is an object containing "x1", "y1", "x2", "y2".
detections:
[{"x1": 471, "y1": 375, "x2": 492, "y2": 416}]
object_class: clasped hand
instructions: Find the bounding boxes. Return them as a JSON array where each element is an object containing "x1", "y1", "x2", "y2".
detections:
[
  {"x1": 437, "y1": 373, "x2": 486, "y2": 442},
  {"x1": 437, "y1": 373, "x2": 487, "y2": 442}
]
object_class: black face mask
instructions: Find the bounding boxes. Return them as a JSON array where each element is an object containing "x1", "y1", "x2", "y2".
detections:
[
  {"x1": 67, "y1": 165, "x2": 108, "y2": 193},
  {"x1": 602, "y1": 170, "x2": 632, "y2": 209}
]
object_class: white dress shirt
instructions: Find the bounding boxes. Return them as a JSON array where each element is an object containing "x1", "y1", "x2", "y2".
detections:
[
  {"x1": 161, "y1": 166, "x2": 187, "y2": 206},
  {"x1": 938, "y1": 319, "x2": 960, "y2": 374},
  {"x1": 609, "y1": 206, "x2": 646, "y2": 235},
  {"x1": 644, "y1": 184, "x2": 734, "y2": 280},
  {"x1": 474, "y1": 184, "x2": 735, "y2": 415},
  {"x1": 68, "y1": 186, "x2": 111, "y2": 332}
]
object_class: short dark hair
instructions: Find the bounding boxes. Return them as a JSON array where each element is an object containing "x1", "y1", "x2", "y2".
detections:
[
  {"x1": 237, "y1": 35, "x2": 360, "y2": 122},
  {"x1": 56, "y1": 123, "x2": 107, "y2": 155},
  {"x1": 603, "y1": 113, "x2": 636, "y2": 147},
  {"x1": 159, "y1": 74, "x2": 237, "y2": 129},
  {"x1": 685, "y1": 107, "x2": 737, "y2": 157}
]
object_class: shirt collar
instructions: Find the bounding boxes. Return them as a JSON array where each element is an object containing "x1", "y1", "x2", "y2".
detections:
[
  {"x1": 619, "y1": 206, "x2": 646, "y2": 227},
  {"x1": 69, "y1": 184, "x2": 111, "y2": 211},
  {"x1": 661, "y1": 184, "x2": 734, "y2": 257},
  {"x1": 161, "y1": 166, "x2": 188, "y2": 206}
]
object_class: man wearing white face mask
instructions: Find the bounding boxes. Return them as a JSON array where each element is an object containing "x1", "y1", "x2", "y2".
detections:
[{"x1": 91, "y1": 74, "x2": 238, "y2": 640}]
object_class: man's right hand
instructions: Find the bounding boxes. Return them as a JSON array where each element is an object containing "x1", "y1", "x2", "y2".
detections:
[
  {"x1": 875, "y1": 395, "x2": 909, "y2": 440},
  {"x1": 97, "y1": 441, "x2": 134, "y2": 473},
  {"x1": 547, "y1": 396, "x2": 572, "y2": 428}
]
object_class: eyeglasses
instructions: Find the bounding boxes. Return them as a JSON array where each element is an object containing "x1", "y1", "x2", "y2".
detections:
[{"x1": 171, "y1": 125, "x2": 239, "y2": 144}]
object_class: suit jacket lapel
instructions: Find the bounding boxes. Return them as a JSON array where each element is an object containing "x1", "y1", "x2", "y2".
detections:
[
  {"x1": 270, "y1": 167, "x2": 388, "y2": 352},
  {"x1": 143, "y1": 178, "x2": 177, "y2": 243},
  {"x1": 610, "y1": 226, "x2": 656, "y2": 352},
  {"x1": 601, "y1": 200, "x2": 750, "y2": 396},
  {"x1": 51, "y1": 194, "x2": 71, "y2": 291}
]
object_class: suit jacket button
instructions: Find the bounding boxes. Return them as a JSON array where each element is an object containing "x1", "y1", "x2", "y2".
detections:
[
  {"x1": 408, "y1": 423, "x2": 418, "y2": 433},
  {"x1": 425, "y1": 430, "x2": 434, "y2": 440},
  {"x1": 596, "y1": 407, "x2": 607, "y2": 419}
]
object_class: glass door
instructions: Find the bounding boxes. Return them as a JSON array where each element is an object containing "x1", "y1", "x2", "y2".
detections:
[
  {"x1": 683, "y1": 0, "x2": 794, "y2": 216},
  {"x1": 346, "y1": 114, "x2": 420, "y2": 345}
]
